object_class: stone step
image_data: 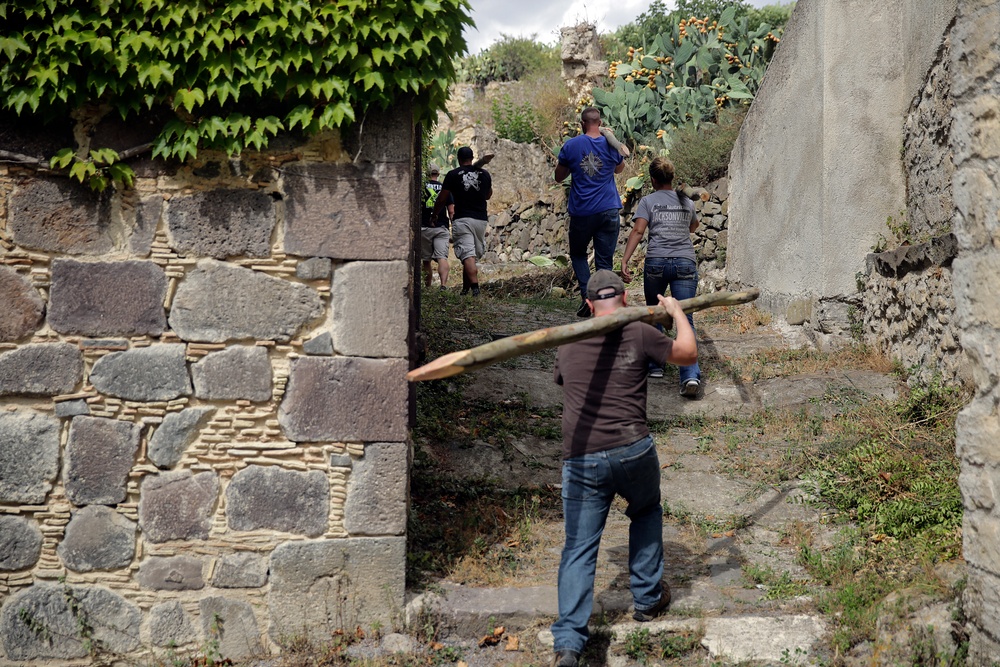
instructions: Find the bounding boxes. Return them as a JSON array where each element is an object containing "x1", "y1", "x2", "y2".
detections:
[{"x1": 537, "y1": 614, "x2": 827, "y2": 666}]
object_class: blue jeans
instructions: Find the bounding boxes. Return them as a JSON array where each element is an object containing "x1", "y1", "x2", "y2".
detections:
[
  {"x1": 568, "y1": 208, "x2": 620, "y2": 299},
  {"x1": 551, "y1": 436, "x2": 663, "y2": 654},
  {"x1": 643, "y1": 257, "x2": 701, "y2": 384}
]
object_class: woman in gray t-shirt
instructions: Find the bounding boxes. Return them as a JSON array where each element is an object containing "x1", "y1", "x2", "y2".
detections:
[{"x1": 621, "y1": 157, "x2": 702, "y2": 397}]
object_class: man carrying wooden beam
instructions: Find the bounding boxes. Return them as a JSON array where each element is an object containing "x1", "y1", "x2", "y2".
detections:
[{"x1": 549, "y1": 270, "x2": 696, "y2": 667}]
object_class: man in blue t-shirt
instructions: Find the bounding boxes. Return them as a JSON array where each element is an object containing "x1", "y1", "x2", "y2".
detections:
[{"x1": 555, "y1": 107, "x2": 626, "y2": 317}]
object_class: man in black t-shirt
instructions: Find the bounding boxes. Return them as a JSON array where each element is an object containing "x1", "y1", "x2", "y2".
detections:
[
  {"x1": 431, "y1": 146, "x2": 492, "y2": 296},
  {"x1": 548, "y1": 270, "x2": 696, "y2": 667}
]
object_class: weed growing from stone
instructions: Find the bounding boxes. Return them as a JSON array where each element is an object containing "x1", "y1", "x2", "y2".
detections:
[{"x1": 741, "y1": 563, "x2": 809, "y2": 600}]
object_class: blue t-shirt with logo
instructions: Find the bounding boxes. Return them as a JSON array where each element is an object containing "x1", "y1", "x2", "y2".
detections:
[{"x1": 558, "y1": 134, "x2": 624, "y2": 216}]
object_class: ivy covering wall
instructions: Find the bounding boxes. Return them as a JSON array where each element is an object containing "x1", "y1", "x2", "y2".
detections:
[{"x1": 0, "y1": 0, "x2": 472, "y2": 187}]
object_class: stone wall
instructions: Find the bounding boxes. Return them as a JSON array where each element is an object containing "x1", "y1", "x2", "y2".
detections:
[
  {"x1": 0, "y1": 108, "x2": 415, "y2": 663},
  {"x1": 951, "y1": 0, "x2": 1000, "y2": 662},
  {"x1": 727, "y1": 0, "x2": 958, "y2": 324},
  {"x1": 858, "y1": 29, "x2": 968, "y2": 383}
]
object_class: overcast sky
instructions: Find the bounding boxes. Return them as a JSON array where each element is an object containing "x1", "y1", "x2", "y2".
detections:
[{"x1": 463, "y1": 0, "x2": 781, "y2": 53}]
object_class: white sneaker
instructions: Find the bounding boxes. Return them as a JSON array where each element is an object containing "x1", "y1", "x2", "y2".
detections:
[{"x1": 680, "y1": 379, "x2": 700, "y2": 397}]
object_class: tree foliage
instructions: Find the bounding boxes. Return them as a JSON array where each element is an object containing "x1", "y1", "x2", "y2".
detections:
[
  {"x1": 457, "y1": 34, "x2": 559, "y2": 86},
  {"x1": 0, "y1": 0, "x2": 473, "y2": 188}
]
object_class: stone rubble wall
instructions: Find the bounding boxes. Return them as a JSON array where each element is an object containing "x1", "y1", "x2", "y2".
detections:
[
  {"x1": 951, "y1": 0, "x2": 1000, "y2": 662},
  {"x1": 727, "y1": 0, "x2": 958, "y2": 330},
  {"x1": 0, "y1": 107, "x2": 414, "y2": 664},
  {"x1": 560, "y1": 23, "x2": 607, "y2": 103},
  {"x1": 858, "y1": 30, "x2": 968, "y2": 384}
]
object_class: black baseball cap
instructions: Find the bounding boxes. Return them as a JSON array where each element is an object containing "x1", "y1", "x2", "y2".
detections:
[
  {"x1": 457, "y1": 146, "x2": 474, "y2": 162},
  {"x1": 587, "y1": 270, "x2": 625, "y2": 300}
]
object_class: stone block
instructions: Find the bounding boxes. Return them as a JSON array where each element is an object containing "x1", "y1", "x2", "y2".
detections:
[
  {"x1": 199, "y1": 596, "x2": 262, "y2": 659},
  {"x1": 226, "y1": 465, "x2": 329, "y2": 537},
  {"x1": 212, "y1": 552, "x2": 268, "y2": 588},
  {"x1": 0, "y1": 515, "x2": 43, "y2": 571},
  {"x1": 0, "y1": 410, "x2": 61, "y2": 503},
  {"x1": 330, "y1": 453, "x2": 353, "y2": 468},
  {"x1": 341, "y1": 102, "x2": 414, "y2": 163},
  {"x1": 0, "y1": 584, "x2": 140, "y2": 660},
  {"x1": 138, "y1": 470, "x2": 219, "y2": 542},
  {"x1": 0, "y1": 343, "x2": 83, "y2": 396},
  {"x1": 169, "y1": 259, "x2": 324, "y2": 343},
  {"x1": 54, "y1": 399, "x2": 90, "y2": 418},
  {"x1": 167, "y1": 189, "x2": 276, "y2": 259},
  {"x1": 191, "y1": 346, "x2": 272, "y2": 401},
  {"x1": 965, "y1": 565, "x2": 1000, "y2": 639},
  {"x1": 58, "y1": 506, "x2": 136, "y2": 572},
  {"x1": 278, "y1": 357, "x2": 408, "y2": 442},
  {"x1": 0, "y1": 266, "x2": 44, "y2": 341},
  {"x1": 964, "y1": 512, "x2": 1000, "y2": 576},
  {"x1": 268, "y1": 538, "x2": 405, "y2": 641},
  {"x1": 282, "y1": 162, "x2": 411, "y2": 260},
  {"x1": 89, "y1": 344, "x2": 192, "y2": 401},
  {"x1": 785, "y1": 299, "x2": 813, "y2": 326},
  {"x1": 65, "y1": 416, "x2": 142, "y2": 506},
  {"x1": 139, "y1": 555, "x2": 205, "y2": 590},
  {"x1": 344, "y1": 442, "x2": 407, "y2": 536},
  {"x1": 148, "y1": 407, "x2": 215, "y2": 469},
  {"x1": 303, "y1": 331, "x2": 333, "y2": 356},
  {"x1": 331, "y1": 261, "x2": 409, "y2": 357},
  {"x1": 131, "y1": 195, "x2": 162, "y2": 256},
  {"x1": 9, "y1": 178, "x2": 114, "y2": 254},
  {"x1": 150, "y1": 601, "x2": 197, "y2": 647},
  {"x1": 49, "y1": 259, "x2": 167, "y2": 336},
  {"x1": 296, "y1": 257, "x2": 333, "y2": 280}
]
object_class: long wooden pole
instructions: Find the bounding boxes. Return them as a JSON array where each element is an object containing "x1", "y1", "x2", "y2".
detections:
[{"x1": 407, "y1": 288, "x2": 760, "y2": 382}]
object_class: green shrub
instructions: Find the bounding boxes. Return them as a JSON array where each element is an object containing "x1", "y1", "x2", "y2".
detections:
[
  {"x1": 491, "y1": 95, "x2": 539, "y2": 144},
  {"x1": 458, "y1": 34, "x2": 559, "y2": 86},
  {"x1": 668, "y1": 107, "x2": 745, "y2": 185}
]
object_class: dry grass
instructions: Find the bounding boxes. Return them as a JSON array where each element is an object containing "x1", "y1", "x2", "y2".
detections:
[
  {"x1": 697, "y1": 303, "x2": 773, "y2": 334},
  {"x1": 722, "y1": 345, "x2": 897, "y2": 384}
]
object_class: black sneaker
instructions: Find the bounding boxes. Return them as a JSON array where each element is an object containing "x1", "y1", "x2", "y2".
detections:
[
  {"x1": 576, "y1": 301, "x2": 591, "y2": 318},
  {"x1": 550, "y1": 649, "x2": 580, "y2": 667},
  {"x1": 633, "y1": 584, "x2": 671, "y2": 622},
  {"x1": 471, "y1": 286, "x2": 480, "y2": 297}
]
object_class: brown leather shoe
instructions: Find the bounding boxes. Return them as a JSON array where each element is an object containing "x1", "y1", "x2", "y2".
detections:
[
  {"x1": 633, "y1": 583, "x2": 672, "y2": 621},
  {"x1": 550, "y1": 649, "x2": 580, "y2": 667}
]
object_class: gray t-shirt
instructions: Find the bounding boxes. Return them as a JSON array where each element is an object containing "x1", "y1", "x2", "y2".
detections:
[{"x1": 633, "y1": 190, "x2": 697, "y2": 261}]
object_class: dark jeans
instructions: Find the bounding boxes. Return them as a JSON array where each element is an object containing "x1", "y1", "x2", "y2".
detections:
[
  {"x1": 551, "y1": 436, "x2": 663, "y2": 654},
  {"x1": 644, "y1": 257, "x2": 701, "y2": 384},
  {"x1": 568, "y1": 208, "x2": 620, "y2": 299}
]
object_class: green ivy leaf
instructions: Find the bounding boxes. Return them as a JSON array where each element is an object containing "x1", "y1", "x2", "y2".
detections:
[
  {"x1": 0, "y1": 35, "x2": 30, "y2": 60},
  {"x1": 49, "y1": 147, "x2": 75, "y2": 169},
  {"x1": 69, "y1": 160, "x2": 95, "y2": 183},
  {"x1": 284, "y1": 105, "x2": 314, "y2": 130},
  {"x1": 174, "y1": 87, "x2": 205, "y2": 112},
  {"x1": 89, "y1": 147, "x2": 119, "y2": 166}
]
